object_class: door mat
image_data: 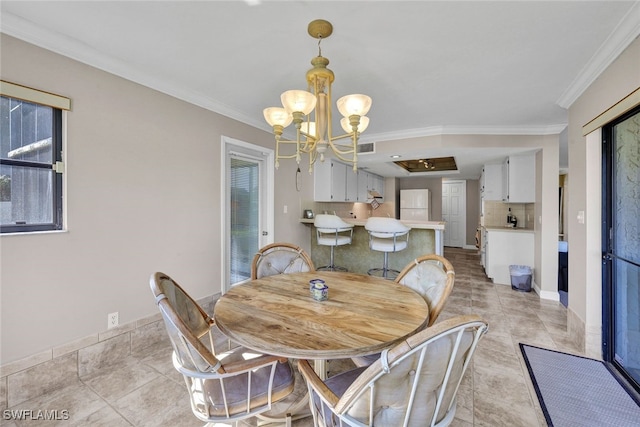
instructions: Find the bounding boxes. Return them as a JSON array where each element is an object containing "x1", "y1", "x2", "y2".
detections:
[{"x1": 520, "y1": 343, "x2": 640, "y2": 426}]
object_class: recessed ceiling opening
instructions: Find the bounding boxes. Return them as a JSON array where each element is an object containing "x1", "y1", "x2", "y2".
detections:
[{"x1": 393, "y1": 157, "x2": 458, "y2": 173}]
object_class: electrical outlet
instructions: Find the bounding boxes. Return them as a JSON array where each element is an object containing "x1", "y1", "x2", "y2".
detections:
[{"x1": 108, "y1": 312, "x2": 119, "y2": 329}]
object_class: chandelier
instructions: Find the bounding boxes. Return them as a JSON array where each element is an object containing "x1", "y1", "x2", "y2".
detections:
[{"x1": 263, "y1": 19, "x2": 372, "y2": 173}]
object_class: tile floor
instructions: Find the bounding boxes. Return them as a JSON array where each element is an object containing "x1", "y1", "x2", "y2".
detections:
[{"x1": 3, "y1": 247, "x2": 582, "y2": 426}]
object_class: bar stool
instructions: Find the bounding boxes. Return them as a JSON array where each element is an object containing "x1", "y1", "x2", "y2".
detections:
[
  {"x1": 365, "y1": 217, "x2": 410, "y2": 279},
  {"x1": 314, "y1": 214, "x2": 354, "y2": 271}
]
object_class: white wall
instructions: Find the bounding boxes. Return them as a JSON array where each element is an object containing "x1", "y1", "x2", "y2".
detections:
[{"x1": 0, "y1": 35, "x2": 309, "y2": 363}]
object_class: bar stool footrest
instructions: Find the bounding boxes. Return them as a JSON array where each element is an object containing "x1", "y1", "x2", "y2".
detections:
[
  {"x1": 367, "y1": 267, "x2": 400, "y2": 280},
  {"x1": 317, "y1": 265, "x2": 348, "y2": 272}
]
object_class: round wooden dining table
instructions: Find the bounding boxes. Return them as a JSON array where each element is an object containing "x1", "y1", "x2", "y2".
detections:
[{"x1": 214, "y1": 271, "x2": 430, "y2": 361}]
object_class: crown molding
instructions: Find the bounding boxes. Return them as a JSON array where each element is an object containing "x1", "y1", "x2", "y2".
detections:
[
  {"x1": 0, "y1": 11, "x2": 573, "y2": 140},
  {"x1": 359, "y1": 124, "x2": 568, "y2": 144},
  {"x1": 1, "y1": 13, "x2": 265, "y2": 130},
  {"x1": 556, "y1": 1, "x2": 640, "y2": 109}
]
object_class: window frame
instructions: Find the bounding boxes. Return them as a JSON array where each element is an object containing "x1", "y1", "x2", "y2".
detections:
[{"x1": 0, "y1": 98, "x2": 64, "y2": 234}]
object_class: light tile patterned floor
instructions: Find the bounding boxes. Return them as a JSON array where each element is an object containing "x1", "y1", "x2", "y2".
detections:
[{"x1": 4, "y1": 248, "x2": 581, "y2": 426}]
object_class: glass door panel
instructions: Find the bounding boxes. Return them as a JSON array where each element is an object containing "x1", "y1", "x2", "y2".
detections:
[
  {"x1": 229, "y1": 156, "x2": 260, "y2": 284},
  {"x1": 604, "y1": 106, "x2": 640, "y2": 391}
]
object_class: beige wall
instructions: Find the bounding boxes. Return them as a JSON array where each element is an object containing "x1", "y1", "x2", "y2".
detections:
[
  {"x1": 567, "y1": 36, "x2": 640, "y2": 357},
  {"x1": 0, "y1": 35, "x2": 308, "y2": 363}
]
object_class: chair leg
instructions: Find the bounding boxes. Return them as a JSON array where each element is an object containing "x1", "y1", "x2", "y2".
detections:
[
  {"x1": 368, "y1": 252, "x2": 400, "y2": 280},
  {"x1": 317, "y1": 245, "x2": 348, "y2": 272}
]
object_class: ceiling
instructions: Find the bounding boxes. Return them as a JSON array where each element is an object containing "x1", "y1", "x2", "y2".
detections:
[{"x1": 2, "y1": 1, "x2": 639, "y2": 179}]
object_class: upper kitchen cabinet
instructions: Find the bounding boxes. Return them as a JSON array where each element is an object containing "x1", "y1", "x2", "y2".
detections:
[
  {"x1": 502, "y1": 152, "x2": 535, "y2": 203},
  {"x1": 367, "y1": 172, "x2": 385, "y2": 201},
  {"x1": 345, "y1": 166, "x2": 358, "y2": 202},
  {"x1": 480, "y1": 163, "x2": 503, "y2": 201},
  {"x1": 314, "y1": 160, "x2": 384, "y2": 202},
  {"x1": 314, "y1": 159, "x2": 346, "y2": 202},
  {"x1": 357, "y1": 170, "x2": 369, "y2": 202}
]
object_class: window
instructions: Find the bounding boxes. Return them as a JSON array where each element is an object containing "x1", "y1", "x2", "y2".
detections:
[{"x1": 0, "y1": 81, "x2": 69, "y2": 233}]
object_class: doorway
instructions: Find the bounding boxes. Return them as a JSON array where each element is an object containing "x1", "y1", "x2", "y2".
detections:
[
  {"x1": 221, "y1": 136, "x2": 274, "y2": 292},
  {"x1": 602, "y1": 105, "x2": 640, "y2": 393},
  {"x1": 442, "y1": 180, "x2": 466, "y2": 247}
]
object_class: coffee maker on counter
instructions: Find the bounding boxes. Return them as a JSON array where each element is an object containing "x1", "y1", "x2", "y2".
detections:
[{"x1": 507, "y1": 208, "x2": 518, "y2": 228}]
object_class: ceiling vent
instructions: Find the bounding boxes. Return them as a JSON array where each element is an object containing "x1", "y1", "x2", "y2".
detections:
[{"x1": 357, "y1": 142, "x2": 375, "y2": 154}]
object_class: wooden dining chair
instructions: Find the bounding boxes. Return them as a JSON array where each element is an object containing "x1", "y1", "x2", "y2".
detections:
[
  {"x1": 298, "y1": 315, "x2": 488, "y2": 427},
  {"x1": 352, "y1": 254, "x2": 456, "y2": 367},
  {"x1": 150, "y1": 272, "x2": 296, "y2": 425},
  {"x1": 251, "y1": 242, "x2": 315, "y2": 279}
]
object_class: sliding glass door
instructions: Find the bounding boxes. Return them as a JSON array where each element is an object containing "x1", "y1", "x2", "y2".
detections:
[{"x1": 602, "y1": 105, "x2": 640, "y2": 392}]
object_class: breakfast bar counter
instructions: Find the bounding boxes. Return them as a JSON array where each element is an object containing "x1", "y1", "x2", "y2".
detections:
[{"x1": 301, "y1": 218, "x2": 445, "y2": 275}]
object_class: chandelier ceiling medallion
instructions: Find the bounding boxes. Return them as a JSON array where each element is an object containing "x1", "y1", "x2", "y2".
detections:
[{"x1": 263, "y1": 19, "x2": 372, "y2": 173}]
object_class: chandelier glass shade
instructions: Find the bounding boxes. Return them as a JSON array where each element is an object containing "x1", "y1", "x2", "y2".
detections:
[{"x1": 263, "y1": 20, "x2": 371, "y2": 173}]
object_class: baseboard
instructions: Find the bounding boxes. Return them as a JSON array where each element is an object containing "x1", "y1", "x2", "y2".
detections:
[
  {"x1": 539, "y1": 288, "x2": 559, "y2": 301},
  {"x1": 0, "y1": 292, "x2": 220, "y2": 409}
]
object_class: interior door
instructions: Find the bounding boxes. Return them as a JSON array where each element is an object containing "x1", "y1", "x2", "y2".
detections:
[
  {"x1": 602, "y1": 105, "x2": 640, "y2": 393},
  {"x1": 222, "y1": 137, "x2": 273, "y2": 292},
  {"x1": 442, "y1": 180, "x2": 466, "y2": 248}
]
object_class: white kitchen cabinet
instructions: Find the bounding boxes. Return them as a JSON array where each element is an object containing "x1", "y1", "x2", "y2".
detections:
[
  {"x1": 314, "y1": 161, "x2": 384, "y2": 202},
  {"x1": 481, "y1": 163, "x2": 503, "y2": 201},
  {"x1": 313, "y1": 159, "x2": 346, "y2": 201},
  {"x1": 485, "y1": 228, "x2": 534, "y2": 285},
  {"x1": 345, "y1": 167, "x2": 358, "y2": 201},
  {"x1": 332, "y1": 161, "x2": 347, "y2": 201},
  {"x1": 502, "y1": 153, "x2": 535, "y2": 203},
  {"x1": 368, "y1": 173, "x2": 385, "y2": 200},
  {"x1": 357, "y1": 170, "x2": 369, "y2": 201}
]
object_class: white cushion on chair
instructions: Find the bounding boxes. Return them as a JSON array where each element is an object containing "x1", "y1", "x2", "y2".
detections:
[
  {"x1": 398, "y1": 261, "x2": 448, "y2": 312},
  {"x1": 365, "y1": 217, "x2": 410, "y2": 235},
  {"x1": 318, "y1": 235, "x2": 352, "y2": 246},
  {"x1": 255, "y1": 249, "x2": 312, "y2": 278},
  {"x1": 369, "y1": 238, "x2": 408, "y2": 253},
  {"x1": 314, "y1": 214, "x2": 353, "y2": 229},
  {"x1": 343, "y1": 331, "x2": 474, "y2": 426},
  {"x1": 315, "y1": 214, "x2": 354, "y2": 247},
  {"x1": 366, "y1": 217, "x2": 410, "y2": 254}
]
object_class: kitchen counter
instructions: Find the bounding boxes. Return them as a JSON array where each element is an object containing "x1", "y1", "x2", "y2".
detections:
[
  {"x1": 300, "y1": 217, "x2": 445, "y2": 230},
  {"x1": 483, "y1": 226, "x2": 535, "y2": 286},
  {"x1": 301, "y1": 217, "x2": 445, "y2": 274},
  {"x1": 484, "y1": 226, "x2": 534, "y2": 233}
]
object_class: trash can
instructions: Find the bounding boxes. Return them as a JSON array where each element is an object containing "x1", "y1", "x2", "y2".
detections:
[{"x1": 509, "y1": 265, "x2": 532, "y2": 292}]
